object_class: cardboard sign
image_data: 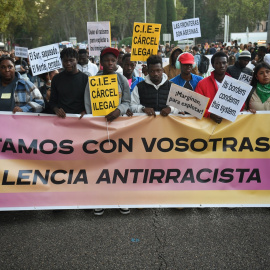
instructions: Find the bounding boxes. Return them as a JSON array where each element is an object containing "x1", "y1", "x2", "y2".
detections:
[
  {"x1": 89, "y1": 74, "x2": 119, "y2": 116},
  {"x1": 131, "y1": 22, "x2": 161, "y2": 62},
  {"x1": 172, "y1": 18, "x2": 201, "y2": 41},
  {"x1": 238, "y1": 72, "x2": 252, "y2": 84},
  {"x1": 167, "y1": 84, "x2": 209, "y2": 119},
  {"x1": 209, "y1": 76, "x2": 252, "y2": 122},
  {"x1": 87, "y1": 21, "x2": 111, "y2": 56},
  {"x1": 28, "y1": 44, "x2": 62, "y2": 76},
  {"x1": 15, "y1": 46, "x2": 28, "y2": 58}
]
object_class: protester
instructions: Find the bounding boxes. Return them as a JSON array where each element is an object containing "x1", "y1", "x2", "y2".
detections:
[
  {"x1": 38, "y1": 70, "x2": 59, "y2": 113},
  {"x1": 233, "y1": 46, "x2": 240, "y2": 61},
  {"x1": 195, "y1": 52, "x2": 230, "y2": 123},
  {"x1": 252, "y1": 46, "x2": 267, "y2": 66},
  {"x1": 0, "y1": 56, "x2": 44, "y2": 113},
  {"x1": 49, "y1": 48, "x2": 88, "y2": 118},
  {"x1": 14, "y1": 56, "x2": 29, "y2": 81},
  {"x1": 163, "y1": 46, "x2": 183, "y2": 80},
  {"x1": 84, "y1": 47, "x2": 131, "y2": 215},
  {"x1": 226, "y1": 51, "x2": 253, "y2": 79},
  {"x1": 209, "y1": 43, "x2": 217, "y2": 55},
  {"x1": 192, "y1": 46, "x2": 201, "y2": 68},
  {"x1": 170, "y1": 53, "x2": 203, "y2": 91},
  {"x1": 117, "y1": 51, "x2": 125, "y2": 67},
  {"x1": 246, "y1": 62, "x2": 270, "y2": 111},
  {"x1": 130, "y1": 55, "x2": 178, "y2": 116},
  {"x1": 122, "y1": 53, "x2": 144, "y2": 92},
  {"x1": 77, "y1": 49, "x2": 98, "y2": 76}
]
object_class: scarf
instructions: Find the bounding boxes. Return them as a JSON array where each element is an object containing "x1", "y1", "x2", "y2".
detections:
[{"x1": 256, "y1": 83, "x2": 270, "y2": 103}]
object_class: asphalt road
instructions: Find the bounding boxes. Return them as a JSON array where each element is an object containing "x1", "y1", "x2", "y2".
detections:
[{"x1": 1, "y1": 207, "x2": 270, "y2": 270}]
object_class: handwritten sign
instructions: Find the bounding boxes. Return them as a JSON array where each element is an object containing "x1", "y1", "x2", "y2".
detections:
[
  {"x1": 28, "y1": 44, "x2": 62, "y2": 76},
  {"x1": 172, "y1": 18, "x2": 201, "y2": 41},
  {"x1": 15, "y1": 46, "x2": 28, "y2": 58},
  {"x1": 131, "y1": 22, "x2": 161, "y2": 62},
  {"x1": 209, "y1": 76, "x2": 252, "y2": 122},
  {"x1": 167, "y1": 84, "x2": 209, "y2": 119},
  {"x1": 87, "y1": 21, "x2": 111, "y2": 56},
  {"x1": 89, "y1": 74, "x2": 119, "y2": 116},
  {"x1": 238, "y1": 72, "x2": 252, "y2": 84}
]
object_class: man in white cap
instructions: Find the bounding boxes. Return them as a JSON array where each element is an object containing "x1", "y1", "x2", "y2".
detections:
[{"x1": 227, "y1": 50, "x2": 253, "y2": 80}]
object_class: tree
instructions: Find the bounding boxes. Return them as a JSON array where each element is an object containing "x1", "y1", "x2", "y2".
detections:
[
  {"x1": 166, "y1": 0, "x2": 176, "y2": 37},
  {"x1": 155, "y1": 0, "x2": 167, "y2": 43}
]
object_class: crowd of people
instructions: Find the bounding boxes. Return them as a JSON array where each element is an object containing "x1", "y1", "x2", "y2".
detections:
[{"x1": 1, "y1": 41, "x2": 270, "y2": 214}]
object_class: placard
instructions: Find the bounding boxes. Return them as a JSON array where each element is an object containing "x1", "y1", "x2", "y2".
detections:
[
  {"x1": 172, "y1": 18, "x2": 201, "y2": 41},
  {"x1": 167, "y1": 84, "x2": 209, "y2": 119},
  {"x1": 131, "y1": 22, "x2": 161, "y2": 62},
  {"x1": 87, "y1": 21, "x2": 111, "y2": 56},
  {"x1": 89, "y1": 74, "x2": 119, "y2": 116},
  {"x1": 238, "y1": 72, "x2": 252, "y2": 84},
  {"x1": 28, "y1": 44, "x2": 62, "y2": 76},
  {"x1": 15, "y1": 46, "x2": 28, "y2": 58},
  {"x1": 79, "y1": 44, "x2": 87, "y2": 49},
  {"x1": 209, "y1": 76, "x2": 252, "y2": 122}
]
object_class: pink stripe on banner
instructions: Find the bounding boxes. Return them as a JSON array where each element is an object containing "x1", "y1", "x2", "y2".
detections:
[{"x1": 96, "y1": 158, "x2": 270, "y2": 191}]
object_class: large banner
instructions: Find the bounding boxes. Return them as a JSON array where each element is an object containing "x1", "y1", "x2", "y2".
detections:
[{"x1": 1, "y1": 112, "x2": 270, "y2": 210}]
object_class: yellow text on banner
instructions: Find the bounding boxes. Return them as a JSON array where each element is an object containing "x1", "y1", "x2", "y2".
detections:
[
  {"x1": 131, "y1": 22, "x2": 161, "y2": 62},
  {"x1": 89, "y1": 74, "x2": 119, "y2": 116}
]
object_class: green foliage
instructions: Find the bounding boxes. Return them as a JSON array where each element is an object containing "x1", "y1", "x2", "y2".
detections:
[
  {"x1": 0, "y1": 0, "x2": 269, "y2": 49},
  {"x1": 210, "y1": 0, "x2": 269, "y2": 33},
  {"x1": 0, "y1": 0, "x2": 24, "y2": 32},
  {"x1": 155, "y1": 0, "x2": 167, "y2": 42},
  {"x1": 167, "y1": 0, "x2": 176, "y2": 34},
  {"x1": 118, "y1": 37, "x2": 133, "y2": 49}
]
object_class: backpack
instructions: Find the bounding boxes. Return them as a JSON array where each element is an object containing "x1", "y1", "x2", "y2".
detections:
[{"x1": 198, "y1": 55, "x2": 210, "y2": 74}]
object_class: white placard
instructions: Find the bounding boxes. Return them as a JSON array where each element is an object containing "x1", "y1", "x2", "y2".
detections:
[
  {"x1": 28, "y1": 44, "x2": 62, "y2": 76},
  {"x1": 238, "y1": 72, "x2": 252, "y2": 84},
  {"x1": 208, "y1": 76, "x2": 252, "y2": 122},
  {"x1": 162, "y1": 58, "x2": 169, "y2": 67},
  {"x1": 15, "y1": 46, "x2": 28, "y2": 58},
  {"x1": 65, "y1": 43, "x2": 73, "y2": 48},
  {"x1": 172, "y1": 18, "x2": 201, "y2": 41},
  {"x1": 167, "y1": 84, "x2": 209, "y2": 119},
  {"x1": 87, "y1": 21, "x2": 111, "y2": 56},
  {"x1": 79, "y1": 44, "x2": 87, "y2": 49}
]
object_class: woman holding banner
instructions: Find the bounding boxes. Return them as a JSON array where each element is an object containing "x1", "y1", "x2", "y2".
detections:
[{"x1": 246, "y1": 62, "x2": 270, "y2": 111}]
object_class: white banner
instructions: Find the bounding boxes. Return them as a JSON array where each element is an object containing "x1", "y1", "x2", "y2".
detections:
[
  {"x1": 87, "y1": 21, "x2": 111, "y2": 56},
  {"x1": 28, "y1": 44, "x2": 62, "y2": 76},
  {"x1": 172, "y1": 18, "x2": 201, "y2": 41},
  {"x1": 167, "y1": 84, "x2": 209, "y2": 119},
  {"x1": 238, "y1": 72, "x2": 252, "y2": 84},
  {"x1": 208, "y1": 76, "x2": 252, "y2": 122},
  {"x1": 15, "y1": 46, "x2": 28, "y2": 58}
]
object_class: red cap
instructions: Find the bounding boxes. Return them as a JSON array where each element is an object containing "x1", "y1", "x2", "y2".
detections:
[
  {"x1": 100, "y1": 47, "x2": 119, "y2": 58},
  {"x1": 179, "y1": 53, "x2": 194, "y2": 65}
]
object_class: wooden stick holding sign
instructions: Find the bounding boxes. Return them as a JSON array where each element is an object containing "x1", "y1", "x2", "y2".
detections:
[
  {"x1": 167, "y1": 84, "x2": 209, "y2": 119},
  {"x1": 89, "y1": 74, "x2": 119, "y2": 116},
  {"x1": 131, "y1": 22, "x2": 161, "y2": 62}
]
